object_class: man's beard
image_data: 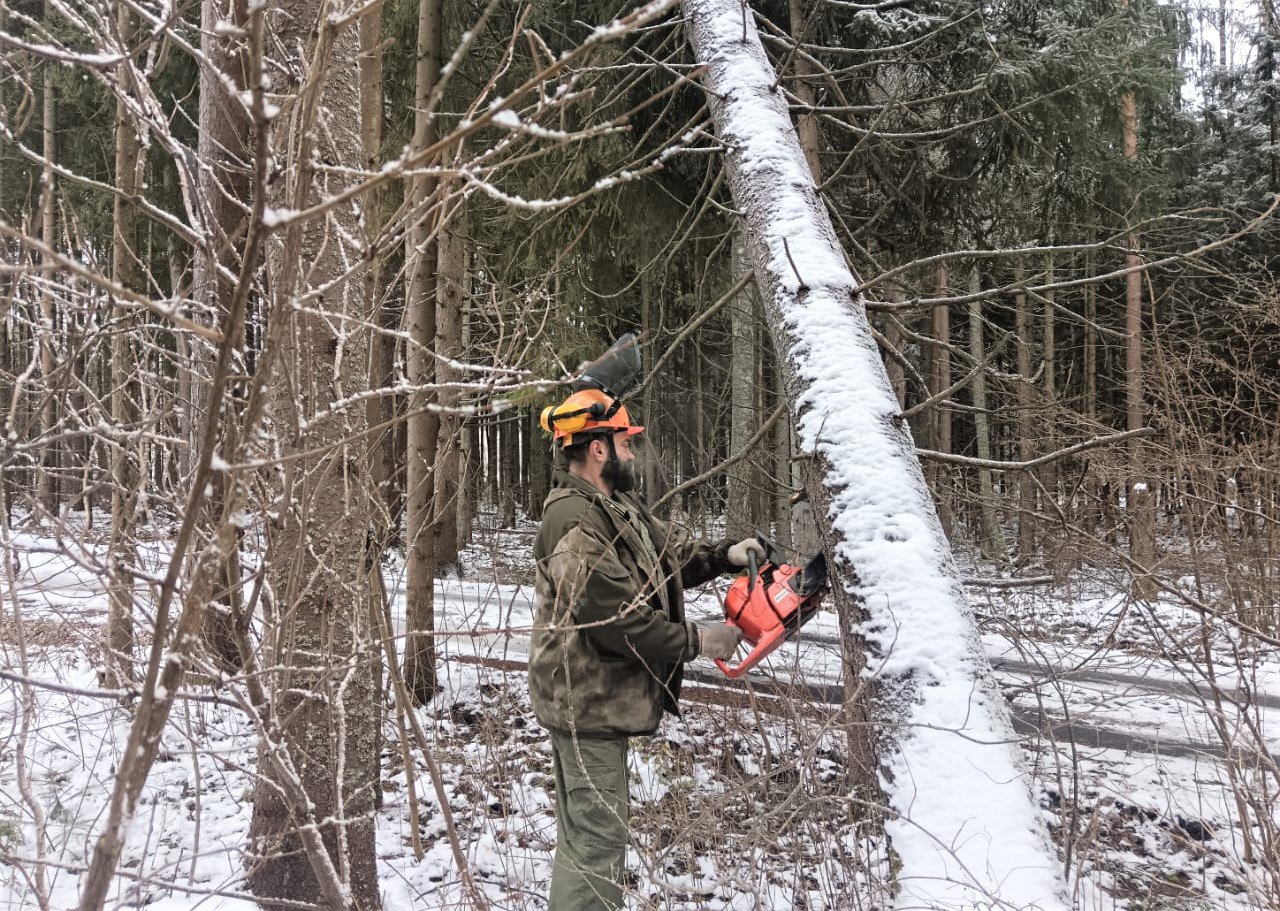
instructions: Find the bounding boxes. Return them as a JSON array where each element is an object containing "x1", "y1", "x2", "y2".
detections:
[{"x1": 603, "y1": 455, "x2": 637, "y2": 494}]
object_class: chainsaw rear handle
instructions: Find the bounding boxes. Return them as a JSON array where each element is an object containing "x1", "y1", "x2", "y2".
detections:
[{"x1": 714, "y1": 623, "x2": 788, "y2": 679}]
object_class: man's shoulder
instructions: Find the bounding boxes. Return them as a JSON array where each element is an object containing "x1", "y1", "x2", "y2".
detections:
[{"x1": 536, "y1": 487, "x2": 608, "y2": 561}]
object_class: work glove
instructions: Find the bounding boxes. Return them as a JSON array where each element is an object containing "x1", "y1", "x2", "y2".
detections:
[
  {"x1": 698, "y1": 623, "x2": 744, "y2": 661},
  {"x1": 727, "y1": 535, "x2": 767, "y2": 568}
]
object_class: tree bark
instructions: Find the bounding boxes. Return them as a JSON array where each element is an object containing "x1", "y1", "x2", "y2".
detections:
[
  {"x1": 1266, "y1": 0, "x2": 1279, "y2": 193},
  {"x1": 929, "y1": 263, "x2": 953, "y2": 538},
  {"x1": 1040, "y1": 239, "x2": 1058, "y2": 504},
  {"x1": 727, "y1": 231, "x2": 757, "y2": 538},
  {"x1": 498, "y1": 412, "x2": 518, "y2": 527},
  {"x1": 968, "y1": 267, "x2": 1003, "y2": 560},
  {"x1": 194, "y1": 0, "x2": 253, "y2": 673},
  {"x1": 1122, "y1": 87, "x2": 1157, "y2": 598},
  {"x1": 403, "y1": 0, "x2": 444, "y2": 704},
  {"x1": 684, "y1": 4, "x2": 1064, "y2": 904},
  {"x1": 248, "y1": 2, "x2": 380, "y2": 905},
  {"x1": 788, "y1": 0, "x2": 821, "y2": 183},
  {"x1": 456, "y1": 301, "x2": 476, "y2": 551},
  {"x1": 37, "y1": 30, "x2": 57, "y2": 515},
  {"x1": 105, "y1": 3, "x2": 142, "y2": 690},
  {"x1": 1082, "y1": 245, "x2": 1100, "y2": 536},
  {"x1": 360, "y1": 0, "x2": 397, "y2": 549},
  {"x1": 431, "y1": 200, "x2": 465, "y2": 569},
  {"x1": 1014, "y1": 261, "x2": 1036, "y2": 559}
]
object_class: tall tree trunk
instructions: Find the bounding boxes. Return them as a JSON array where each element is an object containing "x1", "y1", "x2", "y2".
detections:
[
  {"x1": 403, "y1": 0, "x2": 444, "y2": 704},
  {"x1": 456, "y1": 305, "x2": 475, "y2": 552},
  {"x1": 693, "y1": 343, "x2": 708, "y2": 533},
  {"x1": 640, "y1": 270, "x2": 664, "y2": 502},
  {"x1": 727, "y1": 232, "x2": 757, "y2": 538},
  {"x1": 360, "y1": 0, "x2": 396, "y2": 548},
  {"x1": 431, "y1": 201, "x2": 465, "y2": 569},
  {"x1": 1014, "y1": 262, "x2": 1036, "y2": 559},
  {"x1": 1264, "y1": 0, "x2": 1279, "y2": 193},
  {"x1": 248, "y1": 2, "x2": 381, "y2": 905},
  {"x1": 882, "y1": 289, "x2": 906, "y2": 409},
  {"x1": 772, "y1": 346, "x2": 794, "y2": 551},
  {"x1": 1082, "y1": 245, "x2": 1100, "y2": 535},
  {"x1": 1041, "y1": 239, "x2": 1058, "y2": 504},
  {"x1": 105, "y1": 4, "x2": 142, "y2": 689},
  {"x1": 684, "y1": 4, "x2": 1064, "y2": 904},
  {"x1": 195, "y1": 0, "x2": 253, "y2": 672},
  {"x1": 929, "y1": 263, "x2": 953, "y2": 538},
  {"x1": 498, "y1": 413, "x2": 518, "y2": 527},
  {"x1": 1122, "y1": 87, "x2": 1157, "y2": 598},
  {"x1": 485, "y1": 413, "x2": 498, "y2": 513},
  {"x1": 357, "y1": 0, "x2": 389, "y2": 810},
  {"x1": 968, "y1": 267, "x2": 1003, "y2": 560},
  {"x1": 788, "y1": 0, "x2": 821, "y2": 183},
  {"x1": 37, "y1": 30, "x2": 57, "y2": 515}
]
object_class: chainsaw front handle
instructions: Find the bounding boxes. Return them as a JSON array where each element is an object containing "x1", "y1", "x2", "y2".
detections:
[{"x1": 714, "y1": 623, "x2": 788, "y2": 679}]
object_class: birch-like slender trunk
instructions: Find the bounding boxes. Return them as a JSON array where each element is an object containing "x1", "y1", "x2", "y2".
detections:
[
  {"x1": 105, "y1": 2, "x2": 142, "y2": 689},
  {"x1": 403, "y1": 0, "x2": 444, "y2": 704},
  {"x1": 37, "y1": 31, "x2": 57, "y2": 514}
]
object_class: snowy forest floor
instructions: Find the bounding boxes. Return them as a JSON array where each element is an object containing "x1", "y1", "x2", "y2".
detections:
[{"x1": 0, "y1": 513, "x2": 1277, "y2": 910}]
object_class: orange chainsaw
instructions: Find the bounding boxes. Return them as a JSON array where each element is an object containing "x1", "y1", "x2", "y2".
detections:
[{"x1": 717, "y1": 537, "x2": 828, "y2": 679}]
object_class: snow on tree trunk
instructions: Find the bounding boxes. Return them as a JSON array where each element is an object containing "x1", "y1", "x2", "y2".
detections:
[{"x1": 683, "y1": 2, "x2": 1066, "y2": 906}]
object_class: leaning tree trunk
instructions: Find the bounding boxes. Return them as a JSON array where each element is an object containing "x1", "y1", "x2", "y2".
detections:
[
  {"x1": 248, "y1": 2, "x2": 381, "y2": 906},
  {"x1": 684, "y1": 3, "x2": 1065, "y2": 907}
]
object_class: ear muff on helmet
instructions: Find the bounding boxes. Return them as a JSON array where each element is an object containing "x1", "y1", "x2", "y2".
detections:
[
  {"x1": 539, "y1": 388, "x2": 643, "y2": 446},
  {"x1": 539, "y1": 400, "x2": 608, "y2": 435}
]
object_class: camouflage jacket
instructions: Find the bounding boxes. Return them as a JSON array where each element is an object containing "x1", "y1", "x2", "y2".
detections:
[{"x1": 529, "y1": 471, "x2": 735, "y2": 738}]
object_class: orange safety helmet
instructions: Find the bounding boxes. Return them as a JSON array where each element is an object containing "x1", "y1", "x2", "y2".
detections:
[{"x1": 539, "y1": 388, "x2": 644, "y2": 447}]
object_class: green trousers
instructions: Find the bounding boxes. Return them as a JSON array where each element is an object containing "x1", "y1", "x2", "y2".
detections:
[{"x1": 548, "y1": 731, "x2": 630, "y2": 911}]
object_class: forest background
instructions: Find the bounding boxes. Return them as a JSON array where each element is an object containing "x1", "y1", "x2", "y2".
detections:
[{"x1": 0, "y1": 0, "x2": 1278, "y2": 907}]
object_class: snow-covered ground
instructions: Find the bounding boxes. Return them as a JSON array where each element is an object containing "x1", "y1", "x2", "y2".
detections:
[{"x1": 1, "y1": 518, "x2": 1276, "y2": 909}]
